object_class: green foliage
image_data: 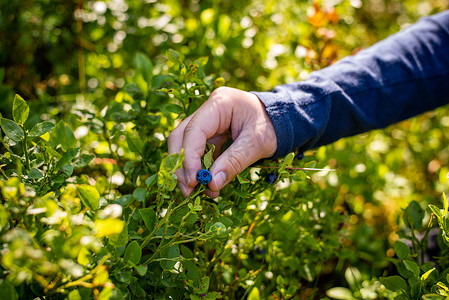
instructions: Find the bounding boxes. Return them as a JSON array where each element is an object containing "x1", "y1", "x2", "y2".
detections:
[{"x1": 1, "y1": 0, "x2": 449, "y2": 299}]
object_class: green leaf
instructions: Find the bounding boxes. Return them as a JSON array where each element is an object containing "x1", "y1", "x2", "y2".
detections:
[
  {"x1": 157, "y1": 170, "x2": 177, "y2": 191},
  {"x1": 94, "y1": 219, "x2": 125, "y2": 238},
  {"x1": 218, "y1": 14, "x2": 231, "y2": 40},
  {"x1": 233, "y1": 188, "x2": 252, "y2": 198},
  {"x1": 209, "y1": 222, "x2": 228, "y2": 238},
  {"x1": 183, "y1": 260, "x2": 201, "y2": 281},
  {"x1": 28, "y1": 168, "x2": 44, "y2": 179},
  {"x1": 0, "y1": 204, "x2": 8, "y2": 231},
  {"x1": 197, "y1": 276, "x2": 210, "y2": 294},
  {"x1": 134, "y1": 52, "x2": 153, "y2": 85},
  {"x1": 133, "y1": 188, "x2": 147, "y2": 202},
  {"x1": 134, "y1": 265, "x2": 148, "y2": 276},
  {"x1": 145, "y1": 174, "x2": 157, "y2": 186},
  {"x1": 29, "y1": 121, "x2": 55, "y2": 138},
  {"x1": 247, "y1": 287, "x2": 261, "y2": 300},
  {"x1": 403, "y1": 260, "x2": 420, "y2": 278},
  {"x1": 279, "y1": 152, "x2": 295, "y2": 172},
  {"x1": 421, "y1": 268, "x2": 435, "y2": 281},
  {"x1": 160, "y1": 244, "x2": 180, "y2": 270},
  {"x1": 167, "y1": 49, "x2": 182, "y2": 64},
  {"x1": 78, "y1": 184, "x2": 100, "y2": 211},
  {"x1": 68, "y1": 289, "x2": 82, "y2": 300},
  {"x1": 159, "y1": 151, "x2": 183, "y2": 173},
  {"x1": 380, "y1": 275, "x2": 408, "y2": 292},
  {"x1": 204, "y1": 292, "x2": 222, "y2": 300},
  {"x1": 109, "y1": 222, "x2": 128, "y2": 247},
  {"x1": 407, "y1": 201, "x2": 424, "y2": 228},
  {"x1": 124, "y1": 241, "x2": 142, "y2": 265},
  {"x1": 180, "y1": 245, "x2": 193, "y2": 258},
  {"x1": 0, "y1": 279, "x2": 18, "y2": 300},
  {"x1": 0, "y1": 118, "x2": 24, "y2": 142},
  {"x1": 113, "y1": 194, "x2": 133, "y2": 208},
  {"x1": 126, "y1": 132, "x2": 144, "y2": 154},
  {"x1": 55, "y1": 147, "x2": 80, "y2": 171},
  {"x1": 12, "y1": 94, "x2": 29, "y2": 125},
  {"x1": 394, "y1": 240, "x2": 411, "y2": 260},
  {"x1": 345, "y1": 267, "x2": 362, "y2": 291},
  {"x1": 77, "y1": 247, "x2": 90, "y2": 266},
  {"x1": 443, "y1": 193, "x2": 448, "y2": 216},
  {"x1": 73, "y1": 154, "x2": 94, "y2": 169},
  {"x1": 164, "y1": 104, "x2": 183, "y2": 114},
  {"x1": 429, "y1": 204, "x2": 443, "y2": 220},
  {"x1": 117, "y1": 270, "x2": 132, "y2": 283},
  {"x1": 49, "y1": 121, "x2": 77, "y2": 151},
  {"x1": 326, "y1": 287, "x2": 356, "y2": 300},
  {"x1": 422, "y1": 294, "x2": 446, "y2": 300},
  {"x1": 44, "y1": 144, "x2": 62, "y2": 159},
  {"x1": 203, "y1": 144, "x2": 215, "y2": 169},
  {"x1": 139, "y1": 208, "x2": 156, "y2": 231}
]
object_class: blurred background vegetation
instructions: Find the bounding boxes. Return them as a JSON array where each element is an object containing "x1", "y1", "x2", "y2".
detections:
[{"x1": 1, "y1": 0, "x2": 449, "y2": 298}]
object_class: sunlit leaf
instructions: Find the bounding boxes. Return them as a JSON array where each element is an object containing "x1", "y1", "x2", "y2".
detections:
[
  {"x1": 203, "y1": 144, "x2": 215, "y2": 169},
  {"x1": 78, "y1": 184, "x2": 100, "y2": 211},
  {"x1": 49, "y1": 121, "x2": 77, "y2": 151},
  {"x1": 443, "y1": 193, "x2": 448, "y2": 216},
  {"x1": 94, "y1": 219, "x2": 125, "y2": 238},
  {"x1": 134, "y1": 52, "x2": 153, "y2": 86},
  {"x1": 403, "y1": 260, "x2": 420, "y2": 278},
  {"x1": 12, "y1": 94, "x2": 29, "y2": 125},
  {"x1": 326, "y1": 287, "x2": 355, "y2": 300},
  {"x1": 421, "y1": 268, "x2": 435, "y2": 281},
  {"x1": 29, "y1": 121, "x2": 55, "y2": 138}
]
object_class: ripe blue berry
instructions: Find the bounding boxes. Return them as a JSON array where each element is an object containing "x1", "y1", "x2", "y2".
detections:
[
  {"x1": 297, "y1": 153, "x2": 304, "y2": 160},
  {"x1": 254, "y1": 245, "x2": 266, "y2": 255},
  {"x1": 197, "y1": 169, "x2": 212, "y2": 184},
  {"x1": 265, "y1": 173, "x2": 278, "y2": 184}
]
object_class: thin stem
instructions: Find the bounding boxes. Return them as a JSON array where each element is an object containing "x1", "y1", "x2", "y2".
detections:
[
  {"x1": 140, "y1": 199, "x2": 174, "y2": 249},
  {"x1": 0, "y1": 165, "x2": 9, "y2": 180},
  {"x1": 0, "y1": 135, "x2": 12, "y2": 154},
  {"x1": 141, "y1": 186, "x2": 204, "y2": 249},
  {"x1": 22, "y1": 129, "x2": 30, "y2": 172}
]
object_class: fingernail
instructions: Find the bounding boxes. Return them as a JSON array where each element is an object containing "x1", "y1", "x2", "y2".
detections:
[{"x1": 213, "y1": 171, "x2": 227, "y2": 190}]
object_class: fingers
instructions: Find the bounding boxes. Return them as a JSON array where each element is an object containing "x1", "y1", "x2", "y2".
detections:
[
  {"x1": 207, "y1": 133, "x2": 231, "y2": 160},
  {"x1": 208, "y1": 129, "x2": 264, "y2": 192},
  {"x1": 168, "y1": 86, "x2": 277, "y2": 199},
  {"x1": 181, "y1": 98, "x2": 231, "y2": 190},
  {"x1": 168, "y1": 90, "x2": 232, "y2": 196}
]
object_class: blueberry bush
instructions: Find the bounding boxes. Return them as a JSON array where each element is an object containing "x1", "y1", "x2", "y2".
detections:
[{"x1": 1, "y1": 0, "x2": 449, "y2": 299}]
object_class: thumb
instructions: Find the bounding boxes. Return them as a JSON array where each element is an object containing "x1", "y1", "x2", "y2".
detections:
[{"x1": 208, "y1": 132, "x2": 262, "y2": 191}]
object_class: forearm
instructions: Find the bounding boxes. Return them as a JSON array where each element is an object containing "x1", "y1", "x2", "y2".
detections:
[{"x1": 254, "y1": 10, "x2": 449, "y2": 158}]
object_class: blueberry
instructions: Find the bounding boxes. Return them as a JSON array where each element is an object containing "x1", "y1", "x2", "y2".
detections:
[
  {"x1": 296, "y1": 152, "x2": 304, "y2": 160},
  {"x1": 197, "y1": 169, "x2": 212, "y2": 184},
  {"x1": 254, "y1": 245, "x2": 266, "y2": 255},
  {"x1": 265, "y1": 173, "x2": 278, "y2": 184}
]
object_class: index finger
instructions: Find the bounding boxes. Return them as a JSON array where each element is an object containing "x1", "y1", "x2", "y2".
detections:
[{"x1": 182, "y1": 97, "x2": 231, "y2": 188}]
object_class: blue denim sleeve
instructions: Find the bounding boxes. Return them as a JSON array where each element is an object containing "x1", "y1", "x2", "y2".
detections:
[{"x1": 253, "y1": 10, "x2": 449, "y2": 158}]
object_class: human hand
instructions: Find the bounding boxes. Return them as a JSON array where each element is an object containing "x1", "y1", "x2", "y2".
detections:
[{"x1": 167, "y1": 86, "x2": 277, "y2": 198}]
